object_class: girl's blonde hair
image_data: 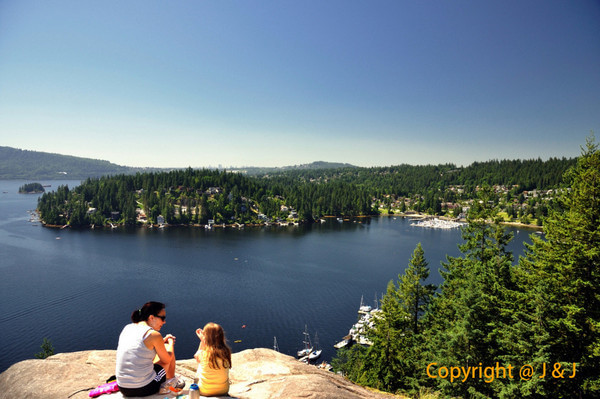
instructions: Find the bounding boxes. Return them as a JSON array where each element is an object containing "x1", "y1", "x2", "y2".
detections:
[{"x1": 202, "y1": 322, "x2": 232, "y2": 369}]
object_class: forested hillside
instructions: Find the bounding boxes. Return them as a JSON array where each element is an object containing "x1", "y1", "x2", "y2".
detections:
[{"x1": 260, "y1": 157, "x2": 575, "y2": 195}]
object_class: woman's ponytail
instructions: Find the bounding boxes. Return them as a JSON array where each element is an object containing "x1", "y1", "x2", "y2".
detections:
[{"x1": 130, "y1": 301, "x2": 165, "y2": 323}]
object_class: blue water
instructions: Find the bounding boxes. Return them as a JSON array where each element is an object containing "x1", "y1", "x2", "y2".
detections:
[{"x1": 0, "y1": 180, "x2": 537, "y2": 372}]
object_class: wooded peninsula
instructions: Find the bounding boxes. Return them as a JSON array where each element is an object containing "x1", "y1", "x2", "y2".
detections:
[{"x1": 37, "y1": 156, "x2": 575, "y2": 228}]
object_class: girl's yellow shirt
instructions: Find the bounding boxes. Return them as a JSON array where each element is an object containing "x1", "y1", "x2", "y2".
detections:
[{"x1": 195, "y1": 350, "x2": 230, "y2": 396}]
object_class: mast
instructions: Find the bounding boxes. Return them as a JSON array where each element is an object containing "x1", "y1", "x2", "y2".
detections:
[{"x1": 303, "y1": 324, "x2": 312, "y2": 350}]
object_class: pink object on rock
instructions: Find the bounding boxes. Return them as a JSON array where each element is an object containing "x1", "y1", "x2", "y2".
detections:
[{"x1": 89, "y1": 381, "x2": 119, "y2": 397}]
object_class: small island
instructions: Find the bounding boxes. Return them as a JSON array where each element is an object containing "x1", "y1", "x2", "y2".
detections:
[{"x1": 18, "y1": 182, "x2": 45, "y2": 194}]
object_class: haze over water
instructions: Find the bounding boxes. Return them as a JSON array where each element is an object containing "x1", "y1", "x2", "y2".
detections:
[{"x1": 0, "y1": 180, "x2": 536, "y2": 372}]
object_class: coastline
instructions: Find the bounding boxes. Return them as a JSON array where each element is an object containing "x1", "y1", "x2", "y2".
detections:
[
  {"x1": 499, "y1": 221, "x2": 543, "y2": 231},
  {"x1": 385, "y1": 212, "x2": 544, "y2": 232},
  {"x1": 38, "y1": 211, "x2": 544, "y2": 232}
]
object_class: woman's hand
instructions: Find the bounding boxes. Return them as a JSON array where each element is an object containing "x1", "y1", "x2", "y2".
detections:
[{"x1": 164, "y1": 334, "x2": 176, "y2": 343}]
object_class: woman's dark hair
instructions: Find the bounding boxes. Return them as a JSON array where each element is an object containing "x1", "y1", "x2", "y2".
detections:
[{"x1": 131, "y1": 301, "x2": 165, "y2": 323}]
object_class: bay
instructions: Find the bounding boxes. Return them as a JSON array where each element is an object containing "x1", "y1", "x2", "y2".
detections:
[{"x1": 0, "y1": 180, "x2": 537, "y2": 372}]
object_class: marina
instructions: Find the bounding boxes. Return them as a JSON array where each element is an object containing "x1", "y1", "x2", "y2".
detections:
[
  {"x1": 410, "y1": 217, "x2": 464, "y2": 229},
  {"x1": 334, "y1": 296, "x2": 381, "y2": 350}
]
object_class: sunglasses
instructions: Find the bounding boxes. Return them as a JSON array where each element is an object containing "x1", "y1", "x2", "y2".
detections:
[{"x1": 154, "y1": 314, "x2": 166, "y2": 321}]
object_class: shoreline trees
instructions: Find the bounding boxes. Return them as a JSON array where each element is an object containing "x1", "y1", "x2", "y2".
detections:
[{"x1": 36, "y1": 157, "x2": 574, "y2": 229}]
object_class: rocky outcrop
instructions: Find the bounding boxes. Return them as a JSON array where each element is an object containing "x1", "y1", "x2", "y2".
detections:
[{"x1": 0, "y1": 348, "x2": 397, "y2": 399}]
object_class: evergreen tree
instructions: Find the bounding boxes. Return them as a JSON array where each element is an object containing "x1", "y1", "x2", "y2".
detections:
[
  {"x1": 512, "y1": 135, "x2": 600, "y2": 397},
  {"x1": 35, "y1": 337, "x2": 55, "y2": 359},
  {"x1": 350, "y1": 243, "x2": 435, "y2": 394},
  {"x1": 398, "y1": 243, "x2": 436, "y2": 336},
  {"x1": 425, "y1": 186, "x2": 515, "y2": 398}
]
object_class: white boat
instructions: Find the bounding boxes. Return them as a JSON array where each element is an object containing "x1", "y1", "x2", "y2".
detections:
[
  {"x1": 273, "y1": 336, "x2": 279, "y2": 352},
  {"x1": 334, "y1": 337, "x2": 350, "y2": 349},
  {"x1": 308, "y1": 332, "x2": 322, "y2": 360},
  {"x1": 297, "y1": 325, "x2": 313, "y2": 358},
  {"x1": 308, "y1": 349, "x2": 322, "y2": 360}
]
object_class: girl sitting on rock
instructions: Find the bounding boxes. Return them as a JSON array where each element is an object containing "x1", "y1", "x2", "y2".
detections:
[{"x1": 194, "y1": 322, "x2": 232, "y2": 396}]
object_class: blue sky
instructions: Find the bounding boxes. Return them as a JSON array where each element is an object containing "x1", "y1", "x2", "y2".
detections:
[{"x1": 0, "y1": 1, "x2": 598, "y2": 168}]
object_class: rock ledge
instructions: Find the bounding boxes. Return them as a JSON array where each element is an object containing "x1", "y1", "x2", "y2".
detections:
[{"x1": 0, "y1": 348, "x2": 395, "y2": 399}]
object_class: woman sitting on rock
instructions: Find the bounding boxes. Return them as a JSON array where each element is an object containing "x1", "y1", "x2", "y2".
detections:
[
  {"x1": 194, "y1": 322, "x2": 232, "y2": 396},
  {"x1": 115, "y1": 301, "x2": 185, "y2": 397}
]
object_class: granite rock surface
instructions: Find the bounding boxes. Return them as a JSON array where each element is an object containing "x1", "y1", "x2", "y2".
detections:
[{"x1": 0, "y1": 348, "x2": 397, "y2": 399}]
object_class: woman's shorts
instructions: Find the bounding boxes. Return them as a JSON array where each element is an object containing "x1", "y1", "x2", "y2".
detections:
[{"x1": 118, "y1": 364, "x2": 167, "y2": 397}]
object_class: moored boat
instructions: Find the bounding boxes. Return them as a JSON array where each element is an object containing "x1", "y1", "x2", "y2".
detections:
[
  {"x1": 308, "y1": 332, "x2": 322, "y2": 360},
  {"x1": 358, "y1": 295, "x2": 372, "y2": 314},
  {"x1": 297, "y1": 324, "x2": 313, "y2": 358},
  {"x1": 317, "y1": 361, "x2": 333, "y2": 371},
  {"x1": 334, "y1": 335, "x2": 352, "y2": 349}
]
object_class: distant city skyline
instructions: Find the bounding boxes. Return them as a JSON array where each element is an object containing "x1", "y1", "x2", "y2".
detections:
[{"x1": 1, "y1": 1, "x2": 598, "y2": 168}]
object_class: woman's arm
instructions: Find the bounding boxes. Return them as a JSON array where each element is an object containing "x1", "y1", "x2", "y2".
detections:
[{"x1": 146, "y1": 331, "x2": 174, "y2": 364}]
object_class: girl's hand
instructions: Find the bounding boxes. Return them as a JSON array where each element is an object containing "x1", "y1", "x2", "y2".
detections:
[{"x1": 196, "y1": 328, "x2": 203, "y2": 339}]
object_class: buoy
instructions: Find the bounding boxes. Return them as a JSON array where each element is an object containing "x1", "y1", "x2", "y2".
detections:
[{"x1": 242, "y1": 325, "x2": 246, "y2": 328}]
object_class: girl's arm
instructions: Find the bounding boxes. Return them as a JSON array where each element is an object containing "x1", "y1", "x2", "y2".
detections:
[
  {"x1": 195, "y1": 327, "x2": 206, "y2": 356},
  {"x1": 194, "y1": 348, "x2": 202, "y2": 362}
]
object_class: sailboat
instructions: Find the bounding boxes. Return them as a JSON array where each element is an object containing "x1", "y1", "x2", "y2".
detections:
[
  {"x1": 273, "y1": 336, "x2": 280, "y2": 352},
  {"x1": 296, "y1": 324, "x2": 313, "y2": 358},
  {"x1": 308, "y1": 332, "x2": 322, "y2": 361},
  {"x1": 358, "y1": 295, "x2": 372, "y2": 314}
]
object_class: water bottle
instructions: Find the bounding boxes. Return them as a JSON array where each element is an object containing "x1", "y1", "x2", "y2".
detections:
[{"x1": 189, "y1": 383, "x2": 200, "y2": 399}]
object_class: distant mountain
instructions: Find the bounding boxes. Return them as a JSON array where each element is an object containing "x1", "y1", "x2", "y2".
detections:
[
  {"x1": 0, "y1": 146, "x2": 162, "y2": 180},
  {"x1": 232, "y1": 161, "x2": 357, "y2": 176},
  {"x1": 0, "y1": 147, "x2": 356, "y2": 180}
]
